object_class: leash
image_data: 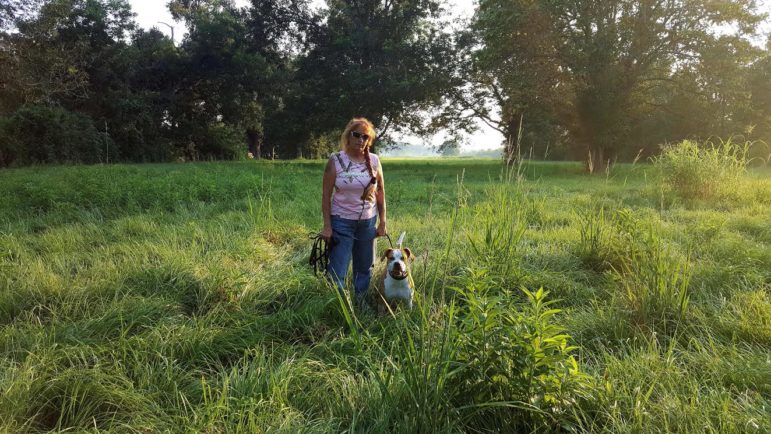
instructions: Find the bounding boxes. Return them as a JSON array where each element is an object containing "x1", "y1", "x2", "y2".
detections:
[
  {"x1": 309, "y1": 231, "x2": 398, "y2": 276},
  {"x1": 308, "y1": 233, "x2": 332, "y2": 275}
]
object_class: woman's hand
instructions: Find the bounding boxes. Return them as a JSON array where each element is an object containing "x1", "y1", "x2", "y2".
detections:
[
  {"x1": 376, "y1": 220, "x2": 387, "y2": 237},
  {"x1": 320, "y1": 225, "x2": 333, "y2": 241}
]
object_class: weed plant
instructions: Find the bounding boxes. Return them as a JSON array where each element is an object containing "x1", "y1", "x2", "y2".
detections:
[
  {"x1": 0, "y1": 159, "x2": 769, "y2": 432},
  {"x1": 613, "y1": 230, "x2": 691, "y2": 333},
  {"x1": 654, "y1": 138, "x2": 750, "y2": 200}
]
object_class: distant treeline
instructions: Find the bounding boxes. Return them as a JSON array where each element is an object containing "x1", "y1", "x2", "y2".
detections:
[{"x1": 1, "y1": 0, "x2": 770, "y2": 168}]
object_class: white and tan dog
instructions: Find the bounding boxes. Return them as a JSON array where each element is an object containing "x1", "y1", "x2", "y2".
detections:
[{"x1": 378, "y1": 246, "x2": 415, "y2": 312}]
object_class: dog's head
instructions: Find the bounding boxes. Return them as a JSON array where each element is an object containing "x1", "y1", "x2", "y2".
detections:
[{"x1": 383, "y1": 248, "x2": 413, "y2": 280}]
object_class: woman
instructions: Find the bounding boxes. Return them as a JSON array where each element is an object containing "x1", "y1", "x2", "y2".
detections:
[{"x1": 320, "y1": 118, "x2": 387, "y2": 310}]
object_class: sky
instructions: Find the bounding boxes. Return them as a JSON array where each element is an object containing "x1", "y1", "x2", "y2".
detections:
[{"x1": 127, "y1": 0, "x2": 503, "y2": 152}]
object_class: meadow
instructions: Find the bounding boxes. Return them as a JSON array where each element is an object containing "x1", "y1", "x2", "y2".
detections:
[{"x1": 0, "y1": 156, "x2": 769, "y2": 432}]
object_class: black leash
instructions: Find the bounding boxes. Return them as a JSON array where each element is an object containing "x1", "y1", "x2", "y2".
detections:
[
  {"x1": 309, "y1": 231, "x2": 392, "y2": 276},
  {"x1": 308, "y1": 233, "x2": 332, "y2": 275}
]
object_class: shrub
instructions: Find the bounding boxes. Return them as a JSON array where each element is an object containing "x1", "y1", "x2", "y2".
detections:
[
  {"x1": 449, "y1": 269, "x2": 592, "y2": 431},
  {"x1": 336, "y1": 266, "x2": 592, "y2": 432},
  {"x1": 0, "y1": 105, "x2": 109, "y2": 166},
  {"x1": 653, "y1": 138, "x2": 749, "y2": 200}
]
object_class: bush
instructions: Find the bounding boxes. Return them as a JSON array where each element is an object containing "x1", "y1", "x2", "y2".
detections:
[
  {"x1": 450, "y1": 269, "x2": 593, "y2": 431},
  {"x1": 653, "y1": 138, "x2": 749, "y2": 199},
  {"x1": 0, "y1": 105, "x2": 110, "y2": 166},
  {"x1": 336, "y1": 264, "x2": 592, "y2": 432}
]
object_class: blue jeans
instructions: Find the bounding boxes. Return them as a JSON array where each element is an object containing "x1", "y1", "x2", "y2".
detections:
[{"x1": 327, "y1": 215, "x2": 377, "y2": 297}]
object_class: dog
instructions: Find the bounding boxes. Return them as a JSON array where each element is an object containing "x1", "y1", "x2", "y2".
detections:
[{"x1": 377, "y1": 247, "x2": 415, "y2": 313}]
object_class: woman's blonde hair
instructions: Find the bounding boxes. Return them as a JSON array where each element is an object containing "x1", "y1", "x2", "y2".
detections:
[{"x1": 339, "y1": 117, "x2": 377, "y2": 179}]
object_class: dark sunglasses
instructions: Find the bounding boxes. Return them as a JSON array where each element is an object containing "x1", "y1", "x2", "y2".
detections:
[{"x1": 351, "y1": 131, "x2": 370, "y2": 142}]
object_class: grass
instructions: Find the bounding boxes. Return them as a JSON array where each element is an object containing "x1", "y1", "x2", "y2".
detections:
[
  {"x1": 654, "y1": 138, "x2": 752, "y2": 201},
  {"x1": 0, "y1": 158, "x2": 769, "y2": 432}
]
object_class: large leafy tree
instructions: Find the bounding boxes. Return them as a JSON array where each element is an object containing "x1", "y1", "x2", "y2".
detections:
[
  {"x1": 437, "y1": 0, "x2": 567, "y2": 165},
  {"x1": 246, "y1": 0, "x2": 320, "y2": 158},
  {"x1": 111, "y1": 28, "x2": 181, "y2": 161},
  {"x1": 466, "y1": 0, "x2": 766, "y2": 171},
  {"x1": 556, "y1": 0, "x2": 763, "y2": 170},
  {"x1": 0, "y1": 0, "x2": 134, "y2": 114},
  {"x1": 0, "y1": 0, "x2": 151, "y2": 164},
  {"x1": 167, "y1": 0, "x2": 317, "y2": 159},
  {"x1": 284, "y1": 0, "x2": 454, "y2": 157},
  {"x1": 745, "y1": 40, "x2": 771, "y2": 151}
]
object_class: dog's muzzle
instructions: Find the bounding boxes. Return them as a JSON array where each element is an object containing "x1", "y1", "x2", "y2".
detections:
[{"x1": 389, "y1": 263, "x2": 408, "y2": 280}]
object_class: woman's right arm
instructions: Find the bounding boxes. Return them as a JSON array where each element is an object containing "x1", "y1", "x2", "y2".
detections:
[{"x1": 320, "y1": 158, "x2": 336, "y2": 240}]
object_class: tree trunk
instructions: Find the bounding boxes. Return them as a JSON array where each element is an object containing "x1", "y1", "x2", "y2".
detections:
[
  {"x1": 585, "y1": 146, "x2": 608, "y2": 174},
  {"x1": 504, "y1": 111, "x2": 524, "y2": 167},
  {"x1": 0, "y1": 149, "x2": 12, "y2": 167},
  {"x1": 246, "y1": 129, "x2": 262, "y2": 159}
]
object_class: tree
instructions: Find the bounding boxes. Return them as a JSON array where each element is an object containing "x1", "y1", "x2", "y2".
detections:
[
  {"x1": 0, "y1": 0, "x2": 149, "y2": 165},
  {"x1": 166, "y1": 0, "x2": 317, "y2": 159},
  {"x1": 436, "y1": 0, "x2": 568, "y2": 166},
  {"x1": 110, "y1": 28, "x2": 181, "y2": 161},
  {"x1": 438, "y1": 138, "x2": 460, "y2": 157},
  {"x1": 284, "y1": 0, "x2": 455, "y2": 157},
  {"x1": 745, "y1": 41, "x2": 771, "y2": 153},
  {"x1": 245, "y1": 0, "x2": 319, "y2": 158},
  {"x1": 0, "y1": 0, "x2": 43, "y2": 31},
  {"x1": 553, "y1": 0, "x2": 765, "y2": 171},
  {"x1": 464, "y1": 0, "x2": 766, "y2": 172}
]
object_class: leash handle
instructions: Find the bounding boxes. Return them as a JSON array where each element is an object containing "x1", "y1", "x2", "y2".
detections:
[{"x1": 308, "y1": 232, "x2": 332, "y2": 275}]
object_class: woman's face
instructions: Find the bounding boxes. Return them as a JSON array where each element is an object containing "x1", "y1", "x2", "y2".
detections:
[{"x1": 347, "y1": 124, "x2": 371, "y2": 152}]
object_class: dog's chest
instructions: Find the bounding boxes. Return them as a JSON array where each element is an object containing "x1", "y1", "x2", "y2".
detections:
[{"x1": 384, "y1": 275, "x2": 412, "y2": 300}]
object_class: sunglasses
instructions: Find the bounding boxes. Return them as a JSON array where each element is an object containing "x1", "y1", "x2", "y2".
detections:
[{"x1": 350, "y1": 131, "x2": 371, "y2": 142}]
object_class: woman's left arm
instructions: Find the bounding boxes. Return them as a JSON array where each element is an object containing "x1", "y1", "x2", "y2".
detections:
[{"x1": 375, "y1": 160, "x2": 387, "y2": 237}]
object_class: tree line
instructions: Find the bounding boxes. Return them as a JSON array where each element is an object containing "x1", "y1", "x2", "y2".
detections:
[{"x1": 1, "y1": 0, "x2": 769, "y2": 169}]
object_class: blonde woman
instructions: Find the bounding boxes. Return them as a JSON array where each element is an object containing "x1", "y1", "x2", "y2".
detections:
[{"x1": 320, "y1": 118, "x2": 387, "y2": 309}]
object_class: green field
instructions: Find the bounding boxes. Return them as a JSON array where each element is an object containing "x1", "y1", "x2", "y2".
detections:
[{"x1": 1, "y1": 159, "x2": 769, "y2": 432}]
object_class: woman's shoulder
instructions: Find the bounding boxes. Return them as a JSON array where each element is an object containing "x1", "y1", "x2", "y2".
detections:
[
  {"x1": 369, "y1": 152, "x2": 380, "y2": 165},
  {"x1": 329, "y1": 151, "x2": 346, "y2": 164}
]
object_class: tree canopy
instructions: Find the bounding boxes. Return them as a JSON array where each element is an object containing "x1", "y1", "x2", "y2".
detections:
[{"x1": 0, "y1": 0, "x2": 769, "y2": 167}]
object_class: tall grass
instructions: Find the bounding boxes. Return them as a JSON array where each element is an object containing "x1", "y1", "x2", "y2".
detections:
[
  {"x1": 654, "y1": 138, "x2": 750, "y2": 200},
  {"x1": 613, "y1": 230, "x2": 691, "y2": 331},
  {"x1": 1, "y1": 159, "x2": 769, "y2": 432}
]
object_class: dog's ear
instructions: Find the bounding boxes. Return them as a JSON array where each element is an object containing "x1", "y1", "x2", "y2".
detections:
[
  {"x1": 403, "y1": 248, "x2": 413, "y2": 260},
  {"x1": 382, "y1": 248, "x2": 393, "y2": 260}
]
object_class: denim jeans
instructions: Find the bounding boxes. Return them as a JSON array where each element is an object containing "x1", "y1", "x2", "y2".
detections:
[{"x1": 327, "y1": 215, "x2": 377, "y2": 297}]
